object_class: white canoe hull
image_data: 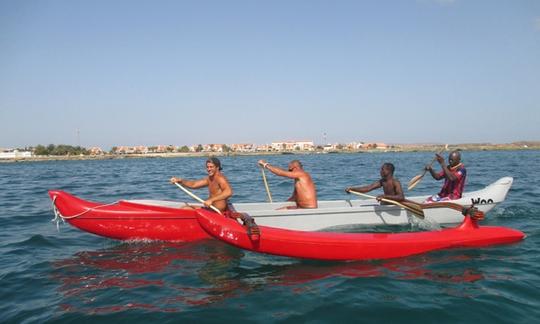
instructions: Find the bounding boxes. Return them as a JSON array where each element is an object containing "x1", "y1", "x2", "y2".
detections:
[{"x1": 128, "y1": 177, "x2": 513, "y2": 232}]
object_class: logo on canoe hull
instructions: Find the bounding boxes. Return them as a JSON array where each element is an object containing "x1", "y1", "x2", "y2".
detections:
[{"x1": 471, "y1": 198, "x2": 494, "y2": 205}]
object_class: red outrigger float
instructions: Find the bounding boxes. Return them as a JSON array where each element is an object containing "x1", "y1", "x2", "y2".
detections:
[
  {"x1": 195, "y1": 208, "x2": 525, "y2": 261},
  {"x1": 49, "y1": 190, "x2": 210, "y2": 242}
]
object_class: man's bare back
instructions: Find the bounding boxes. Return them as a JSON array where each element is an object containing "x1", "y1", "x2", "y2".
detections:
[{"x1": 291, "y1": 172, "x2": 317, "y2": 208}]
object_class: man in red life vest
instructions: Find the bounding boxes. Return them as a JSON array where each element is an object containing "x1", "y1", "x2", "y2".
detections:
[{"x1": 424, "y1": 150, "x2": 466, "y2": 202}]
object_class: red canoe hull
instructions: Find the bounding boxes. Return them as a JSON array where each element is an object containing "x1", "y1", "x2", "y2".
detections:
[
  {"x1": 49, "y1": 190, "x2": 210, "y2": 241},
  {"x1": 196, "y1": 209, "x2": 525, "y2": 261}
]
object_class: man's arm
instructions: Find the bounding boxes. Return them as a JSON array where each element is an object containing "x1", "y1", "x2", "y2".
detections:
[
  {"x1": 268, "y1": 166, "x2": 304, "y2": 179},
  {"x1": 345, "y1": 181, "x2": 382, "y2": 193},
  {"x1": 432, "y1": 154, "x2": 458, "y2": 182},
  {"x1": 259, "y1": 160, "x2": 302, "y2": 179},
  {"x1": 426, "y1": 154, "x2": 445, "y2": 180},
  {"x1": 170, "y1": 177, "x2": 209, "y2": 189},
  {"x1": 440, "y1": 164, "x2": 458, "y2": 182}
]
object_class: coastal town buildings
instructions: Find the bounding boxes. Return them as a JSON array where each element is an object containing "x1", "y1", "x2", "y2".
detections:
[
  {"x1": 1, "y1": 139, "x2": 395, "y2": 160},
  {"x1": 323, "y1": 143, "x2": 341, "y2": 151},
  {"x1": 88, "y1": 147, "x2": 104, "y2": 155},
  {"x1": 346, "y1": 142, "x2": 365, "y2": 150},
  {"x1": 202, "y1": 144, "x2": 225, "y2": 152},
  {"x1": 154, "y1": 145, "x2": 173, "y2": 153},
  {"x1": 230, "y1": 144, "x2": 255, "y2": 152},
  {"x1": 114, "y1": 146, "x2": 149, "y2": 154},
  {"x1": 271, "y1": 141, "x2": 315, "y2": 151},
  {"x1": 1, "y1": 141, "x2": 538, "y2": 161},
  {"x1": 256, "y1": 144, "x2": 272, "y2": 152},
  {"x1": 0, "y1": 149, "x2": 33, "y2": 159},
  {"x1": 361, "y1": 143, "x2": 388, "y2": 150}
]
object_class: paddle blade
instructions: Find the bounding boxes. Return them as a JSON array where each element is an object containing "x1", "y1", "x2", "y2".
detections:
[
  {"x1": 407, "y1": 174, "x2": 422, "y2": 186},
  {"x1": 407, "y1": 174, "x2": 424, "y2": 191}
]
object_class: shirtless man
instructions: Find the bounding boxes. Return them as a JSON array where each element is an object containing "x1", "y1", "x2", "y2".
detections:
[
  {"x1": 345, "y1": 163, "x2": 404, "y2": 202},
  {"x1": 170, "y1": 157, "x2": 233, "y2": 212},
  {"x1": 258, "y1": 159, "x2": 318, "y2": 209},
  {"x1": 425, "y1": 150, "x2": 466, "y2": 202}
]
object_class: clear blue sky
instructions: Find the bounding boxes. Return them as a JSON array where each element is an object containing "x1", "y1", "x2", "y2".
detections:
[{"x1": 1, "y1": 0, "x2": 539, "y2": 149}]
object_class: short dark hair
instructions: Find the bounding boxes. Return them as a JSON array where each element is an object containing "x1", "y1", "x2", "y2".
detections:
[
  {"x1": 450, "y1": 150, "x2": 461, "y2": 159},
  {"x1": 382, "y1": 162, "x2": 395, "y2": 174},
  {"x1": 290, "y1": 159, "x2": 303, "y2": 168},
  {"x1": 206, "y1": 157, "x2": 222, "y2": 170}
]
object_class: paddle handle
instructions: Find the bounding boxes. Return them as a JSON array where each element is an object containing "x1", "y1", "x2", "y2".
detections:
[
  {"x1": 420, "y1": 168, "x2": 428, "y2": 177},
  {"x1": 407, "y1": 175, "x2": 424, "y2": 190},
  {"x1": 424, "y1": 150, "x2": 442, "y2": 170},
  {"x1": 174, "y1": 182, "x2": 222, "y2": 215},
  {"x1": 260, "y1": 166, "x2": 273, "y2": 203},
  {"x1": 427, "y1": 145, "x2": 449, "y2": 167},
  {"x1": 408, "y1": 145, "x2": 448, "y2": 191},
  {"x1": 348, "y1": 190, "x2": 398, "y2": 206},
  {"x1": 347, "y1": 190, "x2": 376, "y2": 200},
  {"x1": 348, "y1": 190, "x2": 424, "y2": 218}
]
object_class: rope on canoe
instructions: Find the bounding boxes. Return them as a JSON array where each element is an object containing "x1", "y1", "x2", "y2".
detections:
[{"x1": 50, "y1": 195, "x2": 119, "y2": 231}]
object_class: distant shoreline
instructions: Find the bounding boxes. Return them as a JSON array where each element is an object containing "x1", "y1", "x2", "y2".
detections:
[{"x1": 1, "y1": 145, "x2": 538, "y2": 163}]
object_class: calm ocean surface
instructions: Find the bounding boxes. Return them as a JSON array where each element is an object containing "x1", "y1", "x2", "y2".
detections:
[{"x1": 1, "y1": 151, "x2": 539, "y2": 323}]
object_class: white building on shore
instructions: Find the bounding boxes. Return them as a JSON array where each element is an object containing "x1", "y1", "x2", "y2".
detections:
[
  {"x1": 0, "y1": 149, "x2": 33, "y2": 159},
  {"x1": 271, "y1": 140, "x2": 315, "y2": 151}
]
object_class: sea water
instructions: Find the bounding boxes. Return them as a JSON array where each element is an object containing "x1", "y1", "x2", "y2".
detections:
[{"x1": 1, "y1": 151, "x2": 539, "y2": 323}]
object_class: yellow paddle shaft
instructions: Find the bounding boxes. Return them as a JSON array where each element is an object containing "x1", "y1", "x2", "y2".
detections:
[
  {"x1": 348, "y1": 190, "x2": 424, "y2": 218},
  {"x1": 260, "y1": 166, "x2": 273, "y2": 203},
  {"x1": 174, "y1": 182, "x2": 222, "y2": 215}
]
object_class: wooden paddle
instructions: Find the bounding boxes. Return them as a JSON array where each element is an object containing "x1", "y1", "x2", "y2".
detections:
[
  {"x1": 407, "y1": 144, "x2": 449, "y2": 191},
  {"x1": 418, "y1": 200, "x2": 485, "y2": 220},
  {"x1": 173, "y1": 182, "x2": 222, "y2": 215},
  {"x1": 260, "y1": 166, "x2": 273, "y2": 203},
  {"x1": 348, "y1": 190, "x2": 425, "y2": 219}
]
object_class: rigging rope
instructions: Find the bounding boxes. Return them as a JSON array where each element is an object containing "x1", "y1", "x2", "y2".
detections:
[{"x1": 51, "y1": 195, "x2": 120, "y2": 231}]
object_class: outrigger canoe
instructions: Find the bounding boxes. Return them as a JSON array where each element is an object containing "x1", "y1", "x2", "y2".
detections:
[
  {"x1": 49, "y1": 177, "x2": 512, "y2": 242},
  {"x1": 196, "y1": 208, "x2": 525, "y2": 261}
]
